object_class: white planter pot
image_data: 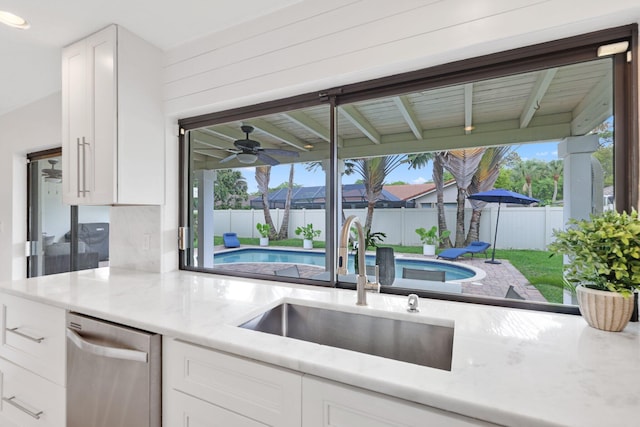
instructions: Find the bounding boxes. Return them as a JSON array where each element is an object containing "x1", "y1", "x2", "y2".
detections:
[
  {"x1": 259, "y1": 237, "x2": 269, "y2": 247},
  {"x1": 576, "y1": 285, "x2": 635, "y2": 332},
  {"x1": 422, "y1": 244, "x2": 436, "y2": 256},
  {"x1": 303, "y1": 239, "x2": 313, "y2": 250}
]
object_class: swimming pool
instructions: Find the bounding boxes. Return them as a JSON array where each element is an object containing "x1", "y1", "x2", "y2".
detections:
[{"x1": 214, "y1": 248, "x2": 477, "y2": 281}]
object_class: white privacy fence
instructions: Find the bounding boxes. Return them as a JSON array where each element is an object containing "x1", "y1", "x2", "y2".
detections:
[{"x1": 213, "y1": 206, "x2": 565, "y2": 250}]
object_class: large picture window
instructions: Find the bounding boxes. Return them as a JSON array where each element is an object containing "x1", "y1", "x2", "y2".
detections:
[{"x1": 178, "y1": 26, "x2": 637, "y2": 313}]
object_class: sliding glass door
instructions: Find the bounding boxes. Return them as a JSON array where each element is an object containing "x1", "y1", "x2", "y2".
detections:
[{"x1": 27, "y1": 149, "x2": 110, "y2": 277}]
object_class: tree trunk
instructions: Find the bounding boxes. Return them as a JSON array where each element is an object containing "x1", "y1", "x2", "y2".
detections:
[
  {"x1": 255, "y1": 166, "x2": 277, "y2": 239},
  {"x1": 552, "y1": 176, "x2": 559, "y2": 203},
  {"x1": 364, "y1": 201, "x2": 375, "y2": 234},
  {"x1": 454, "y1": 187, "x2": 467, "y2": 247},
  {"x1": 277, "y1": 164, "x2": 295, "y2": 240},
  {"x1": 433, "y1": 155, "x2": 451, "y2": 248},
  {"x1": 465, "y1": 209, "x2": 482, "y2": 244}
]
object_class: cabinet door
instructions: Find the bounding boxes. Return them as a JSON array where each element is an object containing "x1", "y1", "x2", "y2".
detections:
[
  {"x1": 164, "y1": 339, "x2": 301, "y2": 427},
  {"x1": 0, "y1": 294, "x2": 66, "y2": 386},
  {"x1": 164, "y1": 389, "x2": 266, "y2": 427},
  {"x1": 61, "y1": 39, "x2": 87, "y2": 205},
  {"x1": 85, "y1": 25, "x2": 117, "y2": 205},
  {"x1": 0, "y1": 357, "x2": 65, "y2": 427},
  {"x1": 302, "y1": 376, "x2": 497, "y2": 427}
]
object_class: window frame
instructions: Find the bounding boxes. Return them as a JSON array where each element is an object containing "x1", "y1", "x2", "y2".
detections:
[{"x1": 178, "y1": 24, "x2": 638, "y2": 314}]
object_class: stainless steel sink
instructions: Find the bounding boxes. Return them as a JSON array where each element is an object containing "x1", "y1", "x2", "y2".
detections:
[{"x1": 239, "y1": 302, "x2": 454, "y2": 371}]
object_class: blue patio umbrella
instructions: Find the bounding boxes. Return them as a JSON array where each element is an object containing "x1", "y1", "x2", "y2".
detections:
[{"x1": 467, "y1": 189, "x2": 539, "y2": 264}]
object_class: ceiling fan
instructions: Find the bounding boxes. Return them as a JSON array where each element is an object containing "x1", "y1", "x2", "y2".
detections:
[
  {"x1": 41, "y1": 159, "x2": 62, "y2": 182},
  {"x1": 219, "y1": 125, "x2": 299, "y2": 165}
]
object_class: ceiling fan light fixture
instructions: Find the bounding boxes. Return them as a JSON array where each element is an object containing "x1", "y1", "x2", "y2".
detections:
[
  {"x1": 236, "y1": 153, "x2": 258, "y2": 164},
  {"x1": 0, "y1": 10, "x2": 30, "y2": 29}
]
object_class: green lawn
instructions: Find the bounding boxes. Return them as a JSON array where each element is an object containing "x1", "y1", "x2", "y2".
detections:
[{"x1": 214, "y1": 236, "x2": 564, "y2": 303}]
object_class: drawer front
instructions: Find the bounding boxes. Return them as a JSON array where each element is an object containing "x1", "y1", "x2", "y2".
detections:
[
  {"x1": 165, "y1": 339, "x2": 301, "y2": 427},
  {"x1": 165, "y1": 389, "x2": 266, "y2": 427},
  {"x1": 302, "y1": 376, "x2": 499, "y2": 427},
  {"x1": 0, "y1": 294, "x2": 66, "y2": 386},
  {"x1": 0, "y1": 357, "x2": 65, "y2": 427}
]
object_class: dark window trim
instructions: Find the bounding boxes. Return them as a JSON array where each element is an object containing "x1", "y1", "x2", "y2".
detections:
[{"x1": 178, "y1": 24, "x2": 639, "y2": 314}]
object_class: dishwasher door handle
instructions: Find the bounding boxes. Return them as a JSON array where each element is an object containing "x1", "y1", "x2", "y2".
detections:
[{"x1": 66, "y1": 328, "x2": 148, "y2": 363}]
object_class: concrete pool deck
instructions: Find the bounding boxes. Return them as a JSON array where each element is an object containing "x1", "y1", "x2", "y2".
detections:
[{"x1": 210, "y1": 245, "x2": 547, "y2": 302}]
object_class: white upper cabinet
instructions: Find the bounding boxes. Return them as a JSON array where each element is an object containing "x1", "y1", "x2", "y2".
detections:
[{"x1": 62, "y1": 25, "x2": 164, "y2": 205}]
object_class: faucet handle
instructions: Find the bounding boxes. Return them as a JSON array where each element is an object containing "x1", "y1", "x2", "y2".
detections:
[
  {"x1": 407, "y1": 294, "x2": 420, "y2": 313},
  {"x1": 365, "y1": 264, "x2": 380, "y2": 293}
]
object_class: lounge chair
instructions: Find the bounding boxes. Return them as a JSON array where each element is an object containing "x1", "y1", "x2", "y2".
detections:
[
  {"x1": 222, "y1": 232, "x2": 240, "y2": 248},
  {"x1": 402, "y1": 267, "x2": 446, "y2": 282},
  {"x1": 274, "y1": 265, "x2": 300, "y2": 278},
  {"x1": 437, "y1": 241, "x2": 490, "y2": 260}
]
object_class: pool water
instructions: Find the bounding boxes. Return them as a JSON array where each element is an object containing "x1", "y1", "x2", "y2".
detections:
[{"x1": 214, "y1": 248, "x2": 475, "y2": 281}]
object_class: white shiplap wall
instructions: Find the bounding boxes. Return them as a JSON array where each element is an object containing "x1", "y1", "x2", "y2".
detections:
[{"x1": 163, "y1": 0, "x2": 640, "y2": 118}]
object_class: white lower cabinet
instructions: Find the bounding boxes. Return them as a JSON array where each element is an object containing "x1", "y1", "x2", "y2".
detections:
[
  {"x1": 163, "y1": 338, "x2": 302, "y2": 427},
  {"x1": 302, "y1": 376, "x2": 498, "y2": 427},
  {"x1": 165, "y1": 388, "x2": 267, "y2": 427},
  {"x1": 0, "y1": 357, "x2": 65, "y2": 427}
]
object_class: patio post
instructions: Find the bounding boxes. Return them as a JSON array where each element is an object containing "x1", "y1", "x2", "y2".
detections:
[
  {"x1": 195, "y1": 169, "x2": 215, "y2": 269},
  {"x1": 558, "y1": 135, "x2": 599, "y2": 304}
]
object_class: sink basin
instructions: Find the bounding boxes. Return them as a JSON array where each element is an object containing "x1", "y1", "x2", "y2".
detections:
[{"x1": 239, "y1": 302, "x2": 454, "y2": 371}]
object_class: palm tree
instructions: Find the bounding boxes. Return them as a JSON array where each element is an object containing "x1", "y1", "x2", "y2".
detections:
[
  {"x1": 432, "y1": 153, "x2": 452, "y2": 248},
  {"x1": 255, "y1": 165, "x2": 277, "y2": 238},
  {"x1": 548, "y1": 160, "x2": 563, "y2": 204},
  {"x1": 276, "y1": 163, "x2": 295, "y2": 239},
  {"x1": 441, "y1": 148, "x2": 486, "y2": 247},
  {"x1": 466, "y1": 146, "x2": 512, "y2": 244},
  {"x1": 351, "y1": 156, "x2": 405, "y2": 233}
]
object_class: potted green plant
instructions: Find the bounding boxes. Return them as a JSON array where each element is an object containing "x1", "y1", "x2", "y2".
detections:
[
  {"x1": 415, "y1": 226, "x2": 450, "y2": 256},
  {"x1": 256, "y1": 223, "x2": 270, "y2": 246},
  {"x1": 548, "y1": 209, "x2": 640, "y2": 332},
  {"x1": 295, "y1": 224, "x2": 321, "y2": 249}
]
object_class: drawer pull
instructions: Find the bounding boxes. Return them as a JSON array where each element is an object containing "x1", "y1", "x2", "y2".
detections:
[
  {"x1": 6, "y1": 327, "x2": 44, "y2": 343},
  {"x1": 2, "y1": 396, "x2": 43, "y2": 419}
]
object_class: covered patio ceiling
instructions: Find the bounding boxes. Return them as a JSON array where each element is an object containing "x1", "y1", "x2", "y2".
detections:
[{"x1": 191, "y1": 57, "x2": 612, "y2": 169}]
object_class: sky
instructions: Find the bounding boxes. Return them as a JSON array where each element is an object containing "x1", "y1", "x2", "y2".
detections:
[{"x1": 240, "y1": 141, "x2": 560, "y2": 194}]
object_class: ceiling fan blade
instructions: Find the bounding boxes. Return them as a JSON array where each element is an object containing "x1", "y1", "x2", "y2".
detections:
[
  {"x1": 257, "y1": 152, "x2": 279, "y2": 166},
  {"x1": 261, "y1": 148, "x2": 300, "y2": 157},
  {"x1": 219, "y1": 153, "x2": 238, "y2": 163}
]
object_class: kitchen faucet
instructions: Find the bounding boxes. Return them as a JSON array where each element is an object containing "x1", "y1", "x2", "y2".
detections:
[{"x1": 337, "y1": 215, "x2": 380, "y2": 306}]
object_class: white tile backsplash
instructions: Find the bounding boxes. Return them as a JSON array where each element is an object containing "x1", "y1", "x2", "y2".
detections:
[{"x1": 109, "y1": 206, "x2": 161, "y2": 272}]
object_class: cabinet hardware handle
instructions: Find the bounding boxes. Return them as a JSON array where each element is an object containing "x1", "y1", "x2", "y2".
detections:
[
  {"x1": 66, "y1": 328, "x2": 148, "y2": 363},
  {"x1": 76, "y1": 137, "x2": 81, "y2": 198},
  {"x1": 6, "y1": 327, "x2": 44, "y2": 343},
  {"x1": 2, "y1": 396, "x2": 43, "y2": 419},
  {"x1": 80, "y1": 137, "x2": 89, "y2": 196}
]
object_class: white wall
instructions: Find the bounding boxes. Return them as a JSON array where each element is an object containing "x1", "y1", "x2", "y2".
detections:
[{"x1": 0, "y1": 92, "x2": 61, "y2": 281}]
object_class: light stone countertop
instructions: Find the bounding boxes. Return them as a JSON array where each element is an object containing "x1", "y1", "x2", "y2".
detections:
[{"x1": 1, "y1": 267, "x2": 639, "y2": 427}]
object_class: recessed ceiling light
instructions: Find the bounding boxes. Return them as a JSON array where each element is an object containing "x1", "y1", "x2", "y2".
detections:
[
  {"x1": 304, "y1": 144, "x2": 314, "y2": 149},
  {"x1": 0, "y1": 10, "x2": 30, "y2": 29},
  {"x1": 464, "y1": 125, "x2": 475, "y2": 132}
]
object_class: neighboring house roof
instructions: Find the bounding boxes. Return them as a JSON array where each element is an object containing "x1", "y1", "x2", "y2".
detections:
[
  {"x1": 384, "y1": 181, "x2": 457, "y2": 201},
  {"x1": 250, "y1": 183, "x2": 410, "y2": 209},
  {"x1": 383, "y1": 183, "x2": 435, "y2": 201}
]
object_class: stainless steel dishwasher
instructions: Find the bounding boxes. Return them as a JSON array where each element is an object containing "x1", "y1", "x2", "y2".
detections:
[{"x1": 66, "y1": 312, "x2": 161, "y2": 427}]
